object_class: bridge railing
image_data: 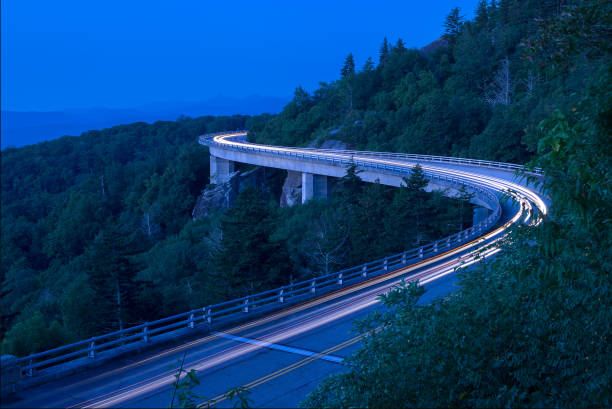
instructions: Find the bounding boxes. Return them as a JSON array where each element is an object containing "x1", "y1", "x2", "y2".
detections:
[
  {"x1": 199, "y1": 131, "x2": 543, "y2": 176},
  {"x1": 10, "y1": 131, "x2": 503, "y2": 382}
]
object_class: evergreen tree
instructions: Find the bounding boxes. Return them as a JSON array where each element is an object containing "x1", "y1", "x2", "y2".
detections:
[
  {"x1": 379, "y1": 37, "x2": 390, "y2": 64},
  {"x1": 341, "y1": 53, "x2": 356, "y2": 78},
  {"x1": 87, "y1": 225, "x2": 139, "y2": 333},
  {"x1": 394, "y1": 38, "x2": 406, "y2": 53},
  {"x1": 214, "y1": 188, "x2": 290, "y2": 298},
  {"x1": 443, "y1": 7, "x2": 464, "y2": 41},
  {"x1": 456, "y1": 184, "x2": 475, "y2": 231},
  {"x1": 405, "y1": 164, "x2": 430, "y2": 245},
  {"x1": 362, "y1": 56, "x2": 375, "y2": 72},
  {"x1": 334, "y1": 161, "x2": 363, "y2": 207},
  {"x1": 474, "y1": 0, "x2": 489, "y2": 29}
]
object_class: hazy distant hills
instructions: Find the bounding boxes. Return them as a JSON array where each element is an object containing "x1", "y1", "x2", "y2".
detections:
[{"x1": 1, "y1": 94, "x2": 289, "y2": 149}]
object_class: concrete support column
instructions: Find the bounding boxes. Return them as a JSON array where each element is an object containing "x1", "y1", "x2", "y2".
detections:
[
  {"x1": 210, "y1": 155, "x2": 234, "y2": 184},
  {"x1": 473, "y1": 207, "x2": 490, "y2": 227},
  {"x1": 302, "y1": 173, "x2": 329, "y2": 203},
  {"x1": 302, "y1": 172, "x2": 314, "y2": 203}
]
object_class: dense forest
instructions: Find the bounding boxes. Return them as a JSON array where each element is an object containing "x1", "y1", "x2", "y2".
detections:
[{"x1": 1, "y1": 0, "x2": 610, "y2": 406}]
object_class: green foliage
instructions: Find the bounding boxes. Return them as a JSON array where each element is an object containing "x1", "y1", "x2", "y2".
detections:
[
  {"x1": 169, "y1": 355, "x2": 207, "y2": 409},
  {"x1": 341, "y1": 53, "x2": 355, "y2": 78},
  {"x1": 1, "y1": 115, "x2": 252, "y2": 354},
  {"x1": 225, "y1": 386, "x2": 254, "y2": 409},
  {"x1": 443, "y1": 7, "x2": 465, "y2": 41},
  {"x1": 214, "y1": 188, "x2": 292, "y2": 298}
]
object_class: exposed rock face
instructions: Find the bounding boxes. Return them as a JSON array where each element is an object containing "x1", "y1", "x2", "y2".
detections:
[
  {"x1": 192, "y1": 171, "x2": 240, "y2": 219},
  {"x1": 280, "y1": 171, "x2": 302, "y2": 207},
  {"x1": 192, "y1": 166, "x2": 274, "y2": 219}
]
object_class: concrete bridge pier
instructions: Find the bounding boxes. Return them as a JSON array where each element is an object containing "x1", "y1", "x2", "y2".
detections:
[
  {"x1": 302, "y1": 173, "x2": 330, "y2": 203},
  {"x1": 210, "y1": 155, "x2": 235, "y2": 184},
  {"x1": 473, "y1": 206, "x2": 490, "y2": 226}
]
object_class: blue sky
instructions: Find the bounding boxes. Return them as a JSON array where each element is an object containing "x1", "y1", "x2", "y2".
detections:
[{"x1": 1, "y1": 1, "x2": 478, "y2": 111}]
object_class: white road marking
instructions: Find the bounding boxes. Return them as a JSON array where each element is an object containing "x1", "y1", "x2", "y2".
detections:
[{"x1": 211, "y1": 331, "x2": 345, "y2": 363}]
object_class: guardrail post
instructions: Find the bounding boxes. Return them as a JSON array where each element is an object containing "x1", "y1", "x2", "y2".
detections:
[
  {"x1": 337, "y1": 272, "x2": 343, "y2": 285},
  {"x1": 242, "y1": 298, "x2": 249, "y2": 313},
  {"x1": 383, "y1": 259, "x2": 388, "y2": 271},
  {"x1": 27, "y1": 360, "x2": 34, "y2": 377},
  {"x1": 143, "y1": 325, "x2": 149, "y2": 343},
  {"x1": 88, "y1": 341, "x2": 96, "y2": 359},
  {"x1": 279, "y1": 287, "x2": 285, "y2": 303},
  {"x1": 188, "y1": 313, "x2": 195, "y2": 329},
  {"x1": 205, "y1": 307, "x2": 212, "y2": 325},
  {"x1": 419, "y1": 247, "x2": 424, "y2": 258},
  {"x1": 361, "y1": 265, "x2": 367, "y2": 278},
  {"x1": 446, "y1": 237, "x2": 451, "y2": 247},
  {"x1": 433, "y1": 242, "x2": 438, "y2": 253},
  {"x1": 401, "y1": 252, "x2": 406, "y2": 264},
  {"x1": 310, "y1": 280, "x2": 316, "y2": 294}
]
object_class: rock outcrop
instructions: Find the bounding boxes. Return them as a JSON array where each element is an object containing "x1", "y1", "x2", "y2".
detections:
[
  {"x1": 192, "y1": 166, "x2": 274, "y2": 219},
  {"x1": 280, "y1": 171, "x2": 302, "y2": 207},
  {"x1": 192, "y1": 171, "x2": 240, "y2": 219}
]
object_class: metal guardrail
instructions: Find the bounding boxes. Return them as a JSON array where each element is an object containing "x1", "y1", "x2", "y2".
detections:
[
  {"x1": 200, "y1": 131, "x2": 543, "y2": 176},
  {"x1": 11, "y1": 131, "x2": 503, "y2": 380}
]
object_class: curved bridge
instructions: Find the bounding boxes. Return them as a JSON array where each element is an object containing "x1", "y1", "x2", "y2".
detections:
[{"x1": 4, "y1": 132, "x2": 548, "y2": 408}]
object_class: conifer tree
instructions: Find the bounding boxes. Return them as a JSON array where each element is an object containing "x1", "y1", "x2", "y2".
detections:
[
  {"x1": 394, "y1": 38, "x2": 406, "y2": 53},
  {"x1": 214, "y1": 188, "x2": 290, "y2": 298},
  {"x1": 405, "y1": 164, "x2": 430, "y2": 245},
  {"x1": 362, "y1": 56, "x2": 375, "y2": 72},
  {"x1": 379, "y1": 37, "x2": 390, "y2": 64},
  {"x1": 334, "y1": 161, "x2": 363, "y2": 206},
  {"x1": 475, "y1": 0, "x2": 489, "y2": 29},
  {"x1": 87, "y1": 225, "x2": 139, "y2": 333},
  {"x1": 341, "y1": 53, "x2": 356, "y2": 78},
  {"x1": 443, "y1": 7, "x2": 464, "y2": 41}
]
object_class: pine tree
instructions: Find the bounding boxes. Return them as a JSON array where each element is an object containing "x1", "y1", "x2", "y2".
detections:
[
  {"x1": 475, "y1": 0, "x2": 489, "y2": 29},
  {"x1": 457, "y1": 184, "x2": 475, "y2": 231},
  {"x1": 362, "y1": 56, "x2": 375, "y2": 72},
  {"x1": 341, "y1": 53, "x2": 356, "y2": 78},
  {"x1": 394, "y1": 38, "x2": 406, "y2": 53},
  {"x1": 379, "y1": 37, "x2": 390, "y2": 64},
  {"x1": 443, "y1": 7, "x2": 464, "y2": 41},
  {"x1": 214, "y1": 188, "x2": 290, "y2": 298},
  {"x1": 87, "y1": 225, "x2": 139, "y2": 333},
  {"x1": 404, "y1": 164, "x2": 430, "y2": 245},
  {"x1": 334, "y1": 161, "x2": 363, "y2": 206}
]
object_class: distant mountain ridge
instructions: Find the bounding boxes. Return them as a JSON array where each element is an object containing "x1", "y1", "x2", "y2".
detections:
[{"x1": 1, "y1": 94, "x2": 289, "y2": 149}]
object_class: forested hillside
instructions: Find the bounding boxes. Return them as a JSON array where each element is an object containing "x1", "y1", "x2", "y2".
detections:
[
  {"x1": 302, "y1": 0, "x2": 611, "y2": 407},
  {"x1": 1, "y1": 115, "x2": 256, "y2": 353},
  {"x1": 1, "y1": 2, "x2": 609, "y2": 406},
  {"x1": 251, "y1": 0, "x2": 601, "y2": 167}
]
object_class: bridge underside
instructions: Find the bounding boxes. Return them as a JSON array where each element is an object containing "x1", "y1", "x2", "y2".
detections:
[{"x1": 209, "y1": 148, "x2": 494, "y2": 212}]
